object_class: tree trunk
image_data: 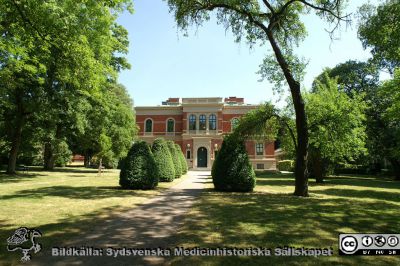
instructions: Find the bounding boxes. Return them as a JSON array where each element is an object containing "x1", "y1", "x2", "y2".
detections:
[
  {"x1": 312, "y1": 152, "x2": 324, "y2": 184},
  {"x1": 84, "y1": 151, "x2": 91, "y2": 168},
  {"x1": 43, "y1": 125, "x2": 61, "y2": 170},
  {"x1": 7, "y1": 121, "x2": 23, "y2": 174},
  {"x1": 6, "y1": 90, "x2": 24, "y2": 175},
  {"x1": 266, "y1": 30, "x2": 309, "y2": 196},
  {"x1": 98, "y1": 157, "x2": 102, "y2": 176},
  {"x1": 43, "y1": 142, "x2": 55, "y2": 170},
  {"x1": 390, "y1": 159, "x2": 400, "y2": 181}
]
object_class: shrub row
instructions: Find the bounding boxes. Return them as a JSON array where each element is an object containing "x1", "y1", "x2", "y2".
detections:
[{"x1": 119, "y1": 139, "x2": 188, "y2": 189}]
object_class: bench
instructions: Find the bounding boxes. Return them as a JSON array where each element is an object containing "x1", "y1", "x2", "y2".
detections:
[{"x1": 17, "y1": 165, "x2": 29, "y2": 172}]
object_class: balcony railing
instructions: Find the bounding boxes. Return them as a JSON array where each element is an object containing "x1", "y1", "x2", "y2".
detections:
[{"x1": 187, "y1": 130, "x2": 218, "y2": 135}]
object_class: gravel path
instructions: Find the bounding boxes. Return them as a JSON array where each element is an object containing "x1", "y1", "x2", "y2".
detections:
[{"x1": 32, "y1": 171, "x2": 209, "y2": 266}]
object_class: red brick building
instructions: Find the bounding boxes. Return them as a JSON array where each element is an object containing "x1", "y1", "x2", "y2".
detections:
[{"x1": 135, "y1": 97, "x2": 276, "y2": 171}]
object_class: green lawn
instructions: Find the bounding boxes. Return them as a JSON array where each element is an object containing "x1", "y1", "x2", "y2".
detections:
[
  {"x1": 0, "y1": 166, "x2": 187, "y2": 264},
  {"x1": 169, "y1": 173, "x2": 400, "y2": 266}
]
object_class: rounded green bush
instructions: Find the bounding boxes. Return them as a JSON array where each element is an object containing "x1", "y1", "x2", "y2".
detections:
[
  {"x1": 167, "y1": 141, "x2": 182, "y2": 178},
  {"x1": 212, "y1": 134, "x2": 256, "y2": 192},
  {"x1": 152, "y1": 138, "x2": 175, "y2": 182},
  {"x1": 119, "y1": 141, "x2": 158, "y2": 189},
  {"x1": 175, "y1": 143, "x2": 188, "y2": 175}
]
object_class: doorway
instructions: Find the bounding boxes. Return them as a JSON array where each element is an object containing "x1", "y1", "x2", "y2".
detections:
[{"x1": 197, "y1": 147, "x2": 208, "y2": 168}]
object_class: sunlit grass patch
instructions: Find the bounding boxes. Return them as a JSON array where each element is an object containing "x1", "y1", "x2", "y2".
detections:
[{"x1": 171, "y1": 172, "x2": 400, "y2": 266}]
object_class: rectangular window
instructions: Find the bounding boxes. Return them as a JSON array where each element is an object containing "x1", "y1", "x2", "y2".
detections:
[
  {"x1": 256, "y1": 143, "x2": 264, "y2": 155},
  {"x1": 256, "y1": 164, "x2": 265, "y2": 170},
  {"x1": 186, "y1": 150, "x2": 191, "y2": 159}
]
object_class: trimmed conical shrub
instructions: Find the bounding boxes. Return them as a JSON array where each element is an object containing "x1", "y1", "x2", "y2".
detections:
[
  {"x1": 167, "y1": 141, "x2": 182, "y2": 178},
  {"x1": 152, "y1": 138, "x2": 175, "y2": 182},
  {"x1": 119, "y1": 141, "x2": 158, "y2": 189},
  {"x1": 212, "y1": 134, "x2": 256, "y2": 192},
  {"x1": 175, "y1": 143, "x2": 188, "y2": 175}
]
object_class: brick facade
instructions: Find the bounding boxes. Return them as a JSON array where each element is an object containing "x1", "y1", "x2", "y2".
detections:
[{"x1": 135, "y1": 97, "x2": 276, "y2": 171}]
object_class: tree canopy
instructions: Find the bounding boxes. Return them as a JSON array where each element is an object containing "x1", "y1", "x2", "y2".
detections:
[
  {"x1": 358, "y1": 0, "x2": 400, "y2": 74},
  {"x1": 313, "y1": 60, "x2": 380, "y2": 96},
  {"x1": 0, "y1": 0, "x2": 135, "y2": 173},
  {"x1": 306, "y1": 74, "x2": 367, "y2": 182}
]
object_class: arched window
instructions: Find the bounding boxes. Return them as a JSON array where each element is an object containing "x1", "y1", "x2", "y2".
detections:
[
  {"x1": 209, "y1": 114, "x2": 217, "y2": 130},
  {"x1": 167, "y1": 119, "x2": 174, "y2": 133},
  {"x1": 199, "y1": 114, "x2": 206, "y2": 130},
  {"x1": 145, "y1": 119, "x2": 153, "y2": 133},
  {"x1": 231, "y1": 118, "x2": 239, "y2": 131},
  {"x1": 189, "y1": 114, "x2": 196, "y2": 130}
]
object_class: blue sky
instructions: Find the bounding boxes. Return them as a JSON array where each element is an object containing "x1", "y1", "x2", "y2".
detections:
[{"x1": 117, "y1": 0, "x2": 380, "y2": 107}]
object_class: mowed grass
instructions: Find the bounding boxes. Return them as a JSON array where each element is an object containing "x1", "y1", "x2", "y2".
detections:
[
  {"x1": 0, "y1": 166, "x2": 187, "y2": 264},
  {"x1": 169, "y1": 173, "x2": 400, "y2": 266}
]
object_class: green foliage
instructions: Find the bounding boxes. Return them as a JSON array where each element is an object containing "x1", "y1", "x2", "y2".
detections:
[
  {"x1": 0, "y1": 0, "x2": 134, "y2": 172},
  {"x1": 358, "y1": 0, "x2": 400, "y2": 73},
  {"x1": 277, "y1": 160, "x2": 294, "y2": 172},
  {"x1": 233, "y1": 102, "x2": 278, "y2": 142},
  {"x1": 305, "y1": 74, "x2": 367, "y2": 178},
  {"x1": 212, "y1": 134, "x2": 256, "y2": 192},
  {"x1": 375, "y1": 69, "x2": 400, "y2": 178},
  {"x1": 54, "y1": 141, "x2": 73, "y2": 167},
  {"x1": 119, "y1": 141, "x2": 158, "y2": 190},
  {"x1": 167, "y1": 141, "x2": 182, "y2": 178},
  {"x1": 175, "y1": 144, "x2": 188, "y2": 175},
  {"x1": 70, "y1": 83, "x2": 137, "y2": 168},
  {"x1": 152, "y1": 139, "x2": 175, "y2": 182},
  {"x1": 312, "y1": 60, "x2": 380, "y2": 96}
]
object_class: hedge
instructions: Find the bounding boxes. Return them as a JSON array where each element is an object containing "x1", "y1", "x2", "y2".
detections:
[
  {"x1": 119, "y1": 141, "x2": 158, "y2": 189},
  {"x1": 277, "y1": 160, "x2": 294, "y2": 172},
  {"x1": 212, "y1": 134, "x2": 256, "y2": 192},
  {"x1": 167, "y1": 141, "x2": 182, "y2": 178},
  {"x1": 152, "y1": 138, "x2": 175, "y2": 182}
]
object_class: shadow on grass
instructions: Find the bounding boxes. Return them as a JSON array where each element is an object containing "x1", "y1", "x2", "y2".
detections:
[
  {"x1": 0, "y1": 172, "x2": 47, "y2": 183},
  {"x1": 0, "y1": 186, "x2": 205, "y2": 265},
  {"x1": 0, "y1": 183, "x2": 178, "y2": 200},
  {"x1": 257, "y1": 172, "x2": 400, "y2": 191},
  {"x1": 0, "y1": 167, "x2": 107, "y2": 184},
  {"x1": 313, "y1": 188, "x2": 400, "y2": 203},
  {"x1": 171, "y1": 196, "x2": 398, "y2": 265},
  {"x1": 166, "y1": 175, "x2": 400, "y2": 266}
]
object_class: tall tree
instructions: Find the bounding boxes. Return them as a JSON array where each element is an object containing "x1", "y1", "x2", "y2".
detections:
[
  {"x1": 313, "y1": 60, "x2": 383, "y2": 172},
  {"x1": 377, "y1": 70, "x2": 400, "y2": 180},
  {"x1": 0, "y1": 0, "x2": 133, "y2": 173},
  {"x1": 166, "y1": 0, "x2": 349, "y2": 196},
  {"x1": 358, "y1": 0, "x2": 400, "y2": 177},
  {"x1": 70, "y1": 83, "x2": 137, "y2": 170},
  {"x1": 306, "y1": 75, "x2": 367, "y2": 183}
]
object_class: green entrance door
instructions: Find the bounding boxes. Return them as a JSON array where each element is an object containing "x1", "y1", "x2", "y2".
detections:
[{"x1": 197, "y1": 147, "x2": 208, "y2": 168}]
